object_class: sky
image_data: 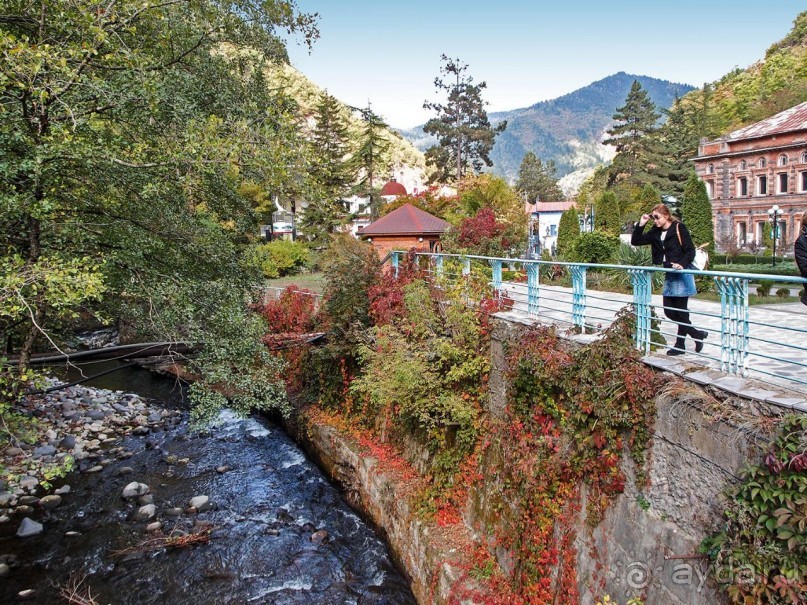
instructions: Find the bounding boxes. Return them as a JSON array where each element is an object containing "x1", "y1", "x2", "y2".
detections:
[{"x1": 284, "y1": 1, "x2": 805, "y2": 130}]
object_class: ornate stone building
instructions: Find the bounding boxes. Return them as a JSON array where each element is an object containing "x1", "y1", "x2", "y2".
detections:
[{"x1": 693, "y1": 101, "x2": 807, "y2": 254}]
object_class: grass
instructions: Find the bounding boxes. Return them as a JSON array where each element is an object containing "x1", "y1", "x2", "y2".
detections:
[
  {"x1": 694, "y1": 291, "x2": 800, "y2": 305},
  {"x1": 265, "y1": 272, "x2": 325, "y2": 294}
]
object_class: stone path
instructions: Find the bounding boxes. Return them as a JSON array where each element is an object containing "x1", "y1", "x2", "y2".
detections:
[{"x1": 498, "y1": 281, "x2": 807, "y2": 403}]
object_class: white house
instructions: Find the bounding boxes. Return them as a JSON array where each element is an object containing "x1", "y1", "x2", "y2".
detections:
[{"x1": 525, "y1": 200, "x2": 575, "y2": 256}]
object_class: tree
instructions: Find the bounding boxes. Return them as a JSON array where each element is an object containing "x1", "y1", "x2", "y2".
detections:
[
  {"x1": 515, "y1": 152, "x2": 564, "y2": 204},
  {"x1": 653, "y1": 96, "x2": 701, "y2": 198},
  {"x1": 301, "y1": 91, "x2": 355, "y2": 242},
  {"x1": 595, "y1": 191, "x2": 621, "y2": 235},
  {"x1": 603, "y1": 80, "x2": 661, "y2": 188},
  {"x1": 0, "y1": 0, "x2": 319, "y2": 419},
  {"x1": 423, "y1": 55, "x2": 506, "y2": 184},
  {"x1": 681, "y1": 174, "x2": 715, "y2": 252},
  {"x1": 557, "y1": 207, "x2": 581, "y2": 257},
  {"x1": 350, "y1": 104, "x2": 391, "y2": 219}
]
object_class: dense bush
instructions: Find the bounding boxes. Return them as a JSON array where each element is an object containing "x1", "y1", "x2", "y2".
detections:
[
  {"x1": 251, "y1": 240, "x2": 310, "y2": 278},
  {"x1": 568, "y1": 231, "x2": 620, "y2": 264}
]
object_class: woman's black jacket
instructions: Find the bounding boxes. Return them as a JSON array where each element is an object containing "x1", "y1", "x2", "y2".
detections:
[
  {"x1": 796, "y1": 227, "x2": 807, "y2": 278},
  {"x1": 631, "y1": 220, "x2": 696, "y2": 268}
]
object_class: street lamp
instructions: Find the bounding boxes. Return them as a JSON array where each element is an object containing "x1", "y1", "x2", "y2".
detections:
[{"x1": 767, "y1": 204, "x2": 783, "y2": 267}]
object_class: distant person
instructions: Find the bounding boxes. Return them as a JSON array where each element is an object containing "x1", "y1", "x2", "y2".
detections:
[
  {"x1": 796, "y1": 212, "x2": 807, "y2": 305},
  {"x1": 631, "y1": 203, "x2": 708, "y2": 355}
]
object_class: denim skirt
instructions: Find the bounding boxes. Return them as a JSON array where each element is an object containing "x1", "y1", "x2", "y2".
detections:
[{"x1": 662, "y1": 271, "x2": 696, "y2": 297}]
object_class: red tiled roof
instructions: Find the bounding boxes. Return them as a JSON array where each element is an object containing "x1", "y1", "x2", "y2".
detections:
[
  {"x1": 380, "y1": 180, "x2": 407, "y2": 196},
  {"x1": 360, "y1": 203, "x2": 449, "y2": 236},
  {"x1": 532, "y1": 201, "x2": 574, "y2": 213},
  {"x1": 725, "y1": 101, "x2": 807, "y2": 140}
]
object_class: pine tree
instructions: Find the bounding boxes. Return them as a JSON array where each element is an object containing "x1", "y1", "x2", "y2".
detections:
[
  {"x1": 302, "y1": 92, "x2": 355, "y2": 242},
  {"x1": 603, "y1": 80, "x2": 661, "y2": 188},
  {"x1": 515, "y1": 152, "x2": 564, "y2": 203},
  {"x1": 351, "y1": 105, "x2": 391, "y2": 218},
  {"x1": 423, "y1": 55, "x2": 507, "y2": 184},
  {"x1": 557, "y1": 207, "x2": 581, "y2": 257},
  {"x1": 653, "y1": 96, "x2": 702, "y2": 198},
  {"x1": 681, "y1": 173, "x2": 715, "y2": 252},
  {"x1": 595, "y1": 191, "x2": 621, "y2": 235}
]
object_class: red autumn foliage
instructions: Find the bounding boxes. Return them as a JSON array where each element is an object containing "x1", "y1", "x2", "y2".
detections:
[{"x1": 456, "y1": 208, "x2": 511, "y2": 250}]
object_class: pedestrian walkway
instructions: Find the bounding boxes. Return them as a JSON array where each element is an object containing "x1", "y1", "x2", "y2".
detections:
[{"x1": 498, "y1": 281, "x2": 807, "y2": 400}]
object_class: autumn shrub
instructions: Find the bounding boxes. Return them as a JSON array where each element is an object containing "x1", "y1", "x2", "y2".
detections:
[{"x1": 251, "y1": 239, "x2": 309, "y2": 278}]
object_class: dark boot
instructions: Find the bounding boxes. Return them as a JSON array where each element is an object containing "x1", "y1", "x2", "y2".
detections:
[
  {"x1": 692, "y1": 329, "x2": 708, "y2": 353},
  {"x1": 666, "y1": 337, "x2": 686, "y2": 356}
]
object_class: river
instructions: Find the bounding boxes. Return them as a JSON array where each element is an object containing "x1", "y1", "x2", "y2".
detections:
[{"x1": 0, "y1": 361, "x2": 416, "y2": 604}]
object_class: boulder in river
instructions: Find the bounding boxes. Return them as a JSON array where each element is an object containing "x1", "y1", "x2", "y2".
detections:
[
  {"x1": 16, "y1": 518, "x2": 43, "y2": 538},
  {"x1": 122, "y1": 482, "x2": 149, "y2": 500}
]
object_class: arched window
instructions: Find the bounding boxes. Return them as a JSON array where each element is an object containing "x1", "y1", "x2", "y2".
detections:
[
  {"x1": 801, "y1": 151, "x2": 807, "y2": 164},
  {"x1": 779, "y1": 154, "x2": 788, "y2": 166},
  {"x1": 707, "y1": 163, "x2": 714, "y2": 174},
  {"x1": 759, "y1": 158, "x2": 767, "y2": 168},
  {"x1": 739, "y1": 160, "x2": 747, "y2": 170}
]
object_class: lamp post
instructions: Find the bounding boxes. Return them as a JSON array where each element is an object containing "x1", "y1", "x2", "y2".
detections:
[{"x1": 767, "y1": 204, "x2": 783, "y2": 267}]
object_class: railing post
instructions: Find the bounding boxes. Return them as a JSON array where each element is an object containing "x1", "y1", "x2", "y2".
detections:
[
  {"x1": 435, "y1": 254, "x2": 444, "y2": 278},
  {"x1": 462, "y1": 256, "x2": 471, "y2": 277},
  {"x1": 716, "y1": 276, "x2": 749, "y2": 376},
  {"x1": 629, "y1": 269, "x2": 652, "y2": 355},
  {"x1": 391, "y1": 251, "x2": 399, "y2": 279},
  {"x1": 488, "y1": 259, "x2": 502, "y2": 292},
  {"x1": 570, "y1": 265, "x2": 587, "y2": 331},
  {"x1": 526, "y1": 263, "x2": 539, "y2": 315}
]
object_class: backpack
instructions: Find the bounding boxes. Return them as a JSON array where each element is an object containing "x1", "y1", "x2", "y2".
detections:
[{"x1": 675, "y1": 223, "x2": 709, "y2": 270}]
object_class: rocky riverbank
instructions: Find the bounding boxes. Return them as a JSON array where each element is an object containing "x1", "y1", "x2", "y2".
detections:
[{"x1": 0, "y1": 378, "x2": 183, "y2": 532}]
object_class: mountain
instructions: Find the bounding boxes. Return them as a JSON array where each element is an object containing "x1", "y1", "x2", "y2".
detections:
[{"x1": 399, "y1": 72, "x2": 694, "y2": 194}]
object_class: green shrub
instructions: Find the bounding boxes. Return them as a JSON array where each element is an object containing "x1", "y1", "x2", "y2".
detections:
[
  {"x1": 756, "y1": 281, "x2": 773, "y2": 297},
  {"x1": 569, "y1": 231, "x2": 620, "y2": 264},
  {"x1": 776, "y1": 287, "x2": 791, "y2": 298},
  {"x1": 252, "y1": 240, "x2": 310, "y2": 278}
]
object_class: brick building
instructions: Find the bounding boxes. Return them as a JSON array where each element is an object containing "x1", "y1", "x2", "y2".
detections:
[
  {"x1": 693, "y1": 101, "x2": 807, "y2": 254},
  {"x1": 359, "y1": 203, "x2": 449, "y2": 258}
]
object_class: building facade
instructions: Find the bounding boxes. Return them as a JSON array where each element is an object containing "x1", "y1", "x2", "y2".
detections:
[
  {"x1": 359, "y1": 203, "x2": 449, "y2": 258},
  {"x1": 693, "y1": 102, "x2": 807, "y2": 254}
]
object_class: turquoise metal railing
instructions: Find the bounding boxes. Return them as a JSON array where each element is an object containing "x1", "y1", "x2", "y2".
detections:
[{"x1": 389, "y1": 251, "x2": 807, "y2": 394}]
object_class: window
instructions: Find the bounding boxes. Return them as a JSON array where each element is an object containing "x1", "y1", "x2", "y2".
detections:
[
  {"x1": 801, "y1": 152, "x2": 807, "y2": 164},
  {"x1": 738, "y1": 177, "x2": 748, "y2": 196},
  {"x1": 706, "y1": 180, "x2": 715, "y2": 199},
  {"x1": 739, "y1": 160, "x2": 747, "y2": 170},
  {"x1": 778, "y1": 173, "x2": 788, "y2": 194},
  {"x1": 801, "y1": 171, "x2": 807, "y2": 192},
  {"x1": 737, "y1": 222, "x2": 747, "y2": 246},
  {"x1": 779, "y1": 154, "x2": 788, "y2": 166},
  {"x1": 758, "y1": 175, "x2": 768, "y2": 195},
  {"x1": 759, "y1": 158, "x2": 767, "y2": 168},
  {"x1": 707, "y1": 163, "x2": 715, "y2": 174},
  {"x1": 549, "y1": 224, "x2": 557, "y2": 236}
]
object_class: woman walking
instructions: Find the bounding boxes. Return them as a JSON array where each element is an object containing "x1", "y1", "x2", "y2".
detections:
[
  {"x1": 796, "y1": 213, "x2": 807, "y2": 305},
  {"x1": 631, "y1": 203, "x2": 708, "y2": 355}
]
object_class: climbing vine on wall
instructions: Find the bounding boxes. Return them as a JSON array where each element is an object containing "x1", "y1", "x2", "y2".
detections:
[
  {"x1": 479, "y1": 309, "x2": 659, "y2": 603},
  {"x1": 701, "y1": 414, "x2": 807, "y2": 605}
]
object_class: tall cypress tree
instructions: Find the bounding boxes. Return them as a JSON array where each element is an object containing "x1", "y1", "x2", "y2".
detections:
[
  {"x1": 653, "y1": 96, "x2": 702, "y2": 198},
  {"x1": 604, "y1": 80, "x2": 661, "y2": 188},
  {"x1": 423, "y1": 55, "x2": 506, "y2": 184},
  {"x1": 595, "y1": 191, "x2": 621, "y2": 235},
  {"x1": 681, "y1": 173, "x2": 715, "y2": 252},
  {"x1": 351, "y1": 105, "x2": 390, "y2": 218},
  {"x1": 557, "y1": 207, "x2": 581, "y2": 257}
]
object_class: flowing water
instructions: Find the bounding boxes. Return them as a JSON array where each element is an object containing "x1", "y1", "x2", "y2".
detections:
[{"x1": 0, "y1": 362, "x2": 416, "y2": 604}]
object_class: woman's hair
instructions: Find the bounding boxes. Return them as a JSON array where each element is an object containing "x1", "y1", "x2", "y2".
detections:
[
  {"x1": 801, "y1": 213, "x2": 807, "y2": 230},
  {"x1": 651, "y1": 203, "x2": 673, "y2": 221}
]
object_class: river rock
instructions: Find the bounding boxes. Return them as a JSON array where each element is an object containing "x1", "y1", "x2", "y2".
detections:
[
  {"x1": 17, "y1": 589, "x2": 35, "y2": 599},
  {"x1": 310, "y1": 529, "x2": 329, "y2": 544},
  {"x1": 146, "y1": 521, "x2": 162, "y2": 532},
  {"x1": 133, "y1": 504, "x2": 156, "y2": 521},
  {"x1": 0, "y1": 492, "x2": 14, "y2": 507},
  {"x1": 18, "y1": 496, "x2": 39, "y2": 506},
  {"x1": 137, "y1": 494, "x2": 154, "y2": 505},
  {"x1": 164, "y1": 507, "x2": 183, "y2": 517},
  {"x1": 122, "y1": 482, "x2": 149, "y2": 500},
  {"x1": 15, "y1": 505, "x2": 34, "y2": 515},
  {"x1": 0, "y1": 562, "x2": 9, "y2": 577},
  {"x1": 54, "y1": 485, "x2": 71, "y2": 495},
  {"x1": 33, "y1": 444, "x2": 56, "y2": 457},
  {"x1": 117, "y1": 466, "x2": 135, "y2": 476},
  {"x1": 19, "y1": 476, "x2": 38, "y2": 491},
  {"x1": 132, "y1": 426, "x2": 151, "y2": 436},
  {"x1": 16, "y1": 517, "x2": 43, "y2": 538},
  {"x1": 58, "y1": 435, "x2": 76, "y2": 450},
  {"x1": 39, "y1": 495, "x2": 62, "y2": 510},
  {"x1": 188, "y1": 495, "x2": 209, "y2": 510}
]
